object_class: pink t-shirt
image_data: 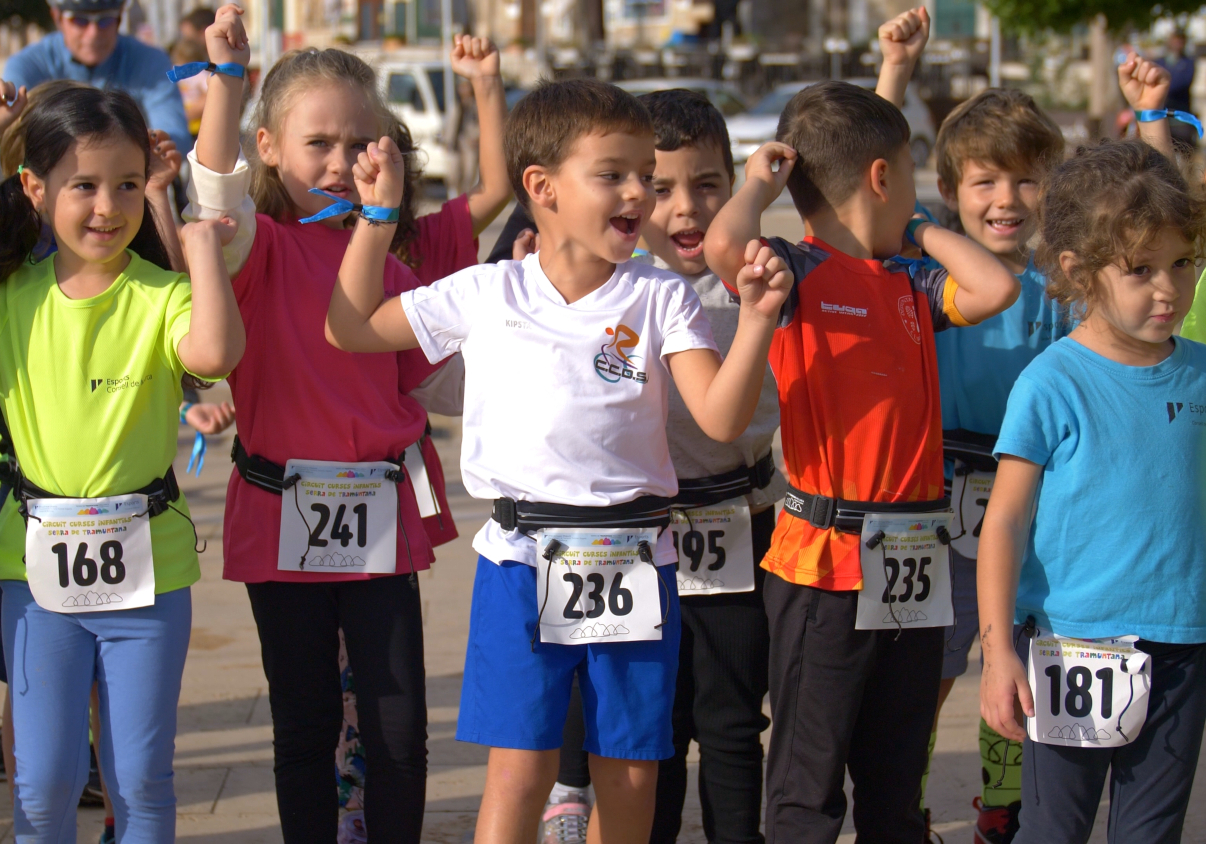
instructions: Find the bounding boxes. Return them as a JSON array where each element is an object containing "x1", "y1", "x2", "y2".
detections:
[
  {"x1": 222, "y1": 214, "x2": 441, "y2": 583},
  {"x1": 412, "y1": 193, "x2": 478, "y2": 285}
]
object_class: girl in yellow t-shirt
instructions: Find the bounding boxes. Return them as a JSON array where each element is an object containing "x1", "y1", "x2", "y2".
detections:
[{"x1": 0, "y1": 85, "x2": 243, "y2": 839}]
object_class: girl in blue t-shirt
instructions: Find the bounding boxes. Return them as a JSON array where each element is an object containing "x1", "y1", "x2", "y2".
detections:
[{"x1": 979, "y1": 137, "x2": 1206, "y2": 842}]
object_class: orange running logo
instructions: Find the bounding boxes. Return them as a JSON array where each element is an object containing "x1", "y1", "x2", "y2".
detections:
[{"x1": 594, "y1": 324, "x2": 648, "y2": 384}]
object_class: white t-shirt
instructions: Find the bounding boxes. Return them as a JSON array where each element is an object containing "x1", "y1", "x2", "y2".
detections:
[{"x1": 399, "y1": 252, "x2": 718, "y2": 566}]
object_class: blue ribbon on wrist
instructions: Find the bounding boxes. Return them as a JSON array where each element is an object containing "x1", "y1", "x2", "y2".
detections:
[
  {"x1": 298, "y1": 188, "x2": 401, "y2": 225},
  {"x1": 1136, "y1": 108, "x2": 1204, "y2": 138},
  {"x1": 187, "y1": 431, "x2": 207, "y2": 476},
  {"x1": 167, "y1": 61, "x2": 246, "y2": 83}
]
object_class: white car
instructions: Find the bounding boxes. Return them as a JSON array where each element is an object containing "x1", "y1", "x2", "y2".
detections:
[
  {"x1": 377, "y1": 60, "x2": 453, "y2": 182},
  {"x1": 616, "y1": 78, "x2": 749, "y2": 117},
  {"x1": 726, "y1": 78, "x2": 936, "y2": 167}
]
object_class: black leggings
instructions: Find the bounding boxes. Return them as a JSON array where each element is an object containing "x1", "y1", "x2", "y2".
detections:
[{"x1": 247, "y1": 577, "x2": 428, "y2": 844}]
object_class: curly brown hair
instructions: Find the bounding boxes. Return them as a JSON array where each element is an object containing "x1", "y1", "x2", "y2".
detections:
[
  {"x1": 249, "y1": 48, "x2": 423, "y2": 268},
  {"x1": 1036, "y1": 139, "x2": 1206, "y2": 316}
]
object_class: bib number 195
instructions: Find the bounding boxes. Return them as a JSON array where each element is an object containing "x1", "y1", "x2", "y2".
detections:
[{"x1": 52, "y1": 541, "x2": 126, "y2": 588}]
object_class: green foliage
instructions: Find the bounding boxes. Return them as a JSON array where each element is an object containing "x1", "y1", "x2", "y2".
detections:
[
  {"x1": 982, "y1": 0, "x2": 1204, "y2": 33},
  {"x1": 0, "y1": 0, "x2": 53, "y2": 30}
]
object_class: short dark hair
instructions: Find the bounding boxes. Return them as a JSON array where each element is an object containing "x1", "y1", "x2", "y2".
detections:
[
  {"x1": 776, "y1": 80, "x2": 909, "y2": 217},
  {"x1": 182, "y1": 6, "x2": 216, "y2": 33},
  {"x1": 505, "y1": 78, "x2": 653, "y2": 209},
  {"x1": 637, "y1": 89, "x2": 734, "y2": 179}
]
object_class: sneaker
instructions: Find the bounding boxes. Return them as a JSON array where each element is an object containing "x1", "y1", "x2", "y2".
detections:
[
  {"x1": 539, "y1": 792, "x2": 590, "y2": 844},
  {"x1": 924, "y1": 808, "x2": 944, "y2": 844},
  {"x1": 973, "y1": 797, "x2": 1021, "y2": 844}
]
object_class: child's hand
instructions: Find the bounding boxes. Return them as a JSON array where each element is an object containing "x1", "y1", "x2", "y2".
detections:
[
  {"x1": 511, "y1": 229, "x2": 539, "y2": 260},
  {"x1": 0, "y1": 80, "x2": 27, "y2": 136},
  {"x1": 147, "y1": 129, "x2": 183, "y2": 193},
  {"x1": 181, "y1": 216, "x2": 239, "y2": 249},
  {"x1": 450, "y1": 34, "x2": 500, "y2": 79},
  {"x1": 743, "y1": 142, "x2": 797, "y2": 197},
  {"x1": 878, "y1": 7, "x2": 930, "y2": 68},
  {"x1": 353, "y1": 136, "x2": 406, "y2": 210},
  {"x1": 980, "y1": 649, "x2": 1033, "y2": 742},
  {"x1": 207, "y1": 4, "x2": 250, "y2": 68},
  {"x1": 1118, "y1": 52, "x2": 1171, "y2": 113},
  {"x1": 735, "y1": 240, "x2": 793, "y2": 321},
  {"x1": 185, "y1": 400, "x2": 236, "y2": 434}
]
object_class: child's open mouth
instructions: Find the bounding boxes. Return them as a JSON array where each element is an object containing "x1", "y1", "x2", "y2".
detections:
[
  {"x1": 610, "y1": 213, "x2": 641, "y2": 239},
  {"x1": 670, "y1": 228, "x2": 704, "y2": 257},
  {"x1": 986, "y1": 218, "x2": 1024, "y2": 235}
]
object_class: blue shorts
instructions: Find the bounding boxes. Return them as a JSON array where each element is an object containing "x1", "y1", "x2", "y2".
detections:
[
  {"x1": 942, "y1": 547, "x2": 979, "y2": 679},
  {"x1": 457, "y1": 556, "x2": 680, "y2": 760}
]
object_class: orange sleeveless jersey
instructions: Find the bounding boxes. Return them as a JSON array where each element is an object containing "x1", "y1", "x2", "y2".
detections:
[{"x1": 759, "y1": 237, "x2": 969, "y2": 590}]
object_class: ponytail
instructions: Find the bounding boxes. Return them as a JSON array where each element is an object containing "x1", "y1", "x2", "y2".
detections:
[
  {"x1": 0, "y1": 174, "x2": 42, "y2": 284},
  {"x1": 133, "y1": 198, "x2": 173, "y2": 272}
]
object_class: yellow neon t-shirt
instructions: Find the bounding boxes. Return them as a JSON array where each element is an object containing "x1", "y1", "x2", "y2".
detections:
[
  {"x1": 1182, "y1": 267, "x2": 1206, "y2": 343},
  {"x1": 0, "y1": 251, "x2": 206, "y2": 593}
]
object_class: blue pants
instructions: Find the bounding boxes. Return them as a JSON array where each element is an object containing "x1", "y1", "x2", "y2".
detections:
[{"x1": 1, "y1": 580, "x2": 192, "y2": 844}]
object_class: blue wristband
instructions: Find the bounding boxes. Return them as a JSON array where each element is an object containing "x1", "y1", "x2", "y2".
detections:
[
  {"x1": 905, "y1": 218, "x2": 927, "y2": 247},
  {"x1": 1136, "y1": 108, "x2": 1204, "y2": 139},
  {"x1": 298, "y1": 188, "x2": 401, "y2": 225},
  {"x1": 166, "y1": 61, "x2": 246, "y2": 83},
  {"x1": 180, "y1": 402, "x2": 195, "y2": 425}
]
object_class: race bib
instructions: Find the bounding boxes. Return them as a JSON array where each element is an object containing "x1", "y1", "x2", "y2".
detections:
[
  {"x1": 535, "y1": 528, "x2": 663, "y2": 644},
  {"x1": 403, "y1": 443, "x2": 440, "y2": 519},
  {"x1": 856, "y1": 513, "x2": 953, "y2": 630},
  {"x1": 277, "y1": 460, "x2": 399, "y2": 574},
  {"x1": 25, "y1": 495, "x2": 155, "y2": 613},
  {"x1": 950, "y1": 466, "x2": 994, "y2": 559},
  {"x1": 670, "y1": 498, "x2": 755, "y2": 595},
  {"x1": 1027, "y1": 633, "x2": 1150, "y2": 748}
]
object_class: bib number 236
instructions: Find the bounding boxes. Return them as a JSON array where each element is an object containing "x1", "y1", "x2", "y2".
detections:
[
  {"x1": 535, "y1": 528, "x2": 663, "y2": 645},
  {"x1": 25, "y1": 494, "x2": 156, "y2": 613}
]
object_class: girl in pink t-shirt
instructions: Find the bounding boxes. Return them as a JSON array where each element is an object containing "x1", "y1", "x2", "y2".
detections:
[{"x1": 181, "y1": 6, "x2": 510, "y2": 839}]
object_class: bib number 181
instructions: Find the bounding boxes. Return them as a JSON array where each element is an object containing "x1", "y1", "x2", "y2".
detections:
[
  {"x1": 1043, "y1": 664, "x2": 1114, "y2": 720},
  {"x1": 51, "y1": 541, "x2": 126, "y2": 588}
]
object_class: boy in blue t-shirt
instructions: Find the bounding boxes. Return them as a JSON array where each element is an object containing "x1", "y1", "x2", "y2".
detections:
[{"x1": 876, "y1": 9, "x2": 1177, "y2": 839}]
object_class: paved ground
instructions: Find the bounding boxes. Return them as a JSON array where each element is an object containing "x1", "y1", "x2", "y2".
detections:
[{"x1": 0, "y1": 194, "x2": 1202, "y2": 842}]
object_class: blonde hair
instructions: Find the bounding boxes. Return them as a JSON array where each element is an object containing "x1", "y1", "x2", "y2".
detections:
[
  {"x1": 249, "y1": 48, "x2": 423, "y2": 265},
  {"x1": 1, "y1": 80, "x2": 92, "y2": 177}
]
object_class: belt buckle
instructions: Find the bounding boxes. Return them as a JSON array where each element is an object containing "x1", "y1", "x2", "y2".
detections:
[
  {"x1": 751, "y1": 455, "x2": 775, "y2": 490},
  {"x1": 807, "y1": 495, "x2": 833, "y2": 530},
  {"x1": 493, "y1": 498, "x2": 518, "y2": 532}
]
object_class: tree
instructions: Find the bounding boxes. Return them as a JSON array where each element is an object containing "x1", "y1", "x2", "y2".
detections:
[
  {"x1": 980, "y1": 0, "x2": 1204, "y2": 34},
  {"x1": 0, "y1": 0, "x2": 53, "y2": 31}
]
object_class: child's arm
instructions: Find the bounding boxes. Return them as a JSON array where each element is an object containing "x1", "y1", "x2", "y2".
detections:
[
  {"x1": 875, "y1": 7, "x2": 929, "y2": 109},
  {"x1": 1118, "y1": 53, "x2": 1175, "y2": 160},
  {"x1": 450, "y1": 35, "x2": 511, "y2": 235},
  {"x1": 194, "y1": 4, "x2": 249, "y2": 176},
  {"x1": 0, "y1": 80, "x2": 27, "y2": 142},
  {"x1": 146, "y1": 129, "x2": 186, "y2": 272},
  {"x1": 669, "y1": 240, "x2": 791, "y2": 442},
  {"x1": 325, "y1": 137, "x2": 421, "y2": 353},
  {"x1": 978, "y1": 455, "x2": 1043, "y2": 742},
  {"x1": 703, "y1": 142, "x2": 796, "y2": 285},
  {"x1": 911, "y1": 222, "x2": 1020, "y2": 323},
  {"x1": 176, "y1": 217, "x2": 246, "y2": 378}
]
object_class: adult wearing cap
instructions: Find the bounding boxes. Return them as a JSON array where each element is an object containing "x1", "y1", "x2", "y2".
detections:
[
  {"x1": 1158, "y1": 28, "x2": 1198, "y2": 150},
  {"x1": 3, "y1": 0, "x2": 191, "y2": 151}
]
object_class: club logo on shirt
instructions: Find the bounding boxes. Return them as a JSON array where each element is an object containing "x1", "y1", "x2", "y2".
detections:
[
  {"x1": 820, "y1": 301, "x2": 868, "y2": 318},
  {"x1": 594, "y1": 324, "x2": 648, "y2": 384},
  {"x1": 89, "y1": 375, "x2": 153, "y2": 394},
  {"x1": 1167, "y1": 401, "x2": 1206, "y2": 424},
  {"x1": 897, "y1": 296, "x2": 921, "y2": 345}
]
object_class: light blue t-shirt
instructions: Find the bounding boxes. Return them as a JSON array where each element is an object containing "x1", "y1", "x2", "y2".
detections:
[
  {"x1": 937, "y1": 260, "x2": 1070, "y2": 437},
  {"x1": 995, "y1": 336, "x2": 1206, "y2": 643}
]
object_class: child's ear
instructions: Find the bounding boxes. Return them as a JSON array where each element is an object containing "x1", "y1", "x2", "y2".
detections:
[
  {"x1": 256, "y1": 128, "x2": 278, "y2": 168},
  {"x1": 868, "y1": 158, "x2": 891, "y2": 203},
  {"x1": 523, "y1": 164, "x2": 555, "y2": 210},
  {"x1": 20, "y1": 170, "x2": 45, "y2": 210},
  {"x1": 1057, "y1": 250, "x2": 1079, "y2": 281},
  {"x1": 937, "y1": 178, "x2": 959, "y2": 212}
]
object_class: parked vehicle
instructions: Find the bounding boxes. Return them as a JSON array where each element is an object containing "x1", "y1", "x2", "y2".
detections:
[
  {"x1": 726, "y1": 78, "x2": 936, "y2": 167},
  {"x1": 377, "y1": 59, "x2": 452, "y2": 182},
  {"x1": 616, "y1": 77, "x2": 749, "y2": 116}
]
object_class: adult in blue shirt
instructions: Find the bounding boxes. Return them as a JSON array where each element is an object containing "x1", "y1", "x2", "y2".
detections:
[
  {"x1": 1158, "y1": 29, "x2": 1197, "y2": 150},
  {"x1": 4, "y1": 0, "x2": 192, "y2": 152}
]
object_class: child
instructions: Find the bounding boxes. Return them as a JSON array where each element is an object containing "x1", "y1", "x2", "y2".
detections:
[
  {"x1": 877, "y1": 13, "x2": 1177, "y2": 840},
  {"x1": 324, "y1": 77, "x2": 792, "y2": 844},
  {"x1": 705, "y1": 81, "x2": 1019, "y2": 842},
  {"x1": 0, "y1": 85, "x2": 243, "y2": 839},
  {"x1": 979, "y1": 137, "x2": 1206, "y2": 843},
  {"x1": 181, "y1": 7, "x2": 507, "y2": 839}
]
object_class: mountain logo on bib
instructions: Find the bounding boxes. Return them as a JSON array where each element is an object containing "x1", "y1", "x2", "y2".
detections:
[
  {"x1": 594, "y1": 324, "x2": 648, "y2": 385},
  {"x1": 77, "y1": 506, "x2": 110, "y2": 515},
  {"x1": 897, "y1": 296, "x2": 921, "y2": 345},
  {"x1": 336, "y1": 470, "x2": 365, "y2": 478}
]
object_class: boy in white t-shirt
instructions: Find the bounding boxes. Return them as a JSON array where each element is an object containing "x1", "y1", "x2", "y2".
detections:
[{"x1": 324, "y1": 78, "x2": 794, "y2": 844}]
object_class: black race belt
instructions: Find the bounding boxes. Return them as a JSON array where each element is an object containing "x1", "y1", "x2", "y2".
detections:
[
  {"x1": 783, "y1": 484, "x2": 950, "y2": 534},
  {"x1": 492, "y1": 495, "x2": 673, "y2": 536},
  {"x1": 232, "y1": 435, "x2": 409, "y2": 495},
  {"x1": 15, "y1": 466, "x2": 180, "y2": 518},
  {"x1": 673, "y1": 451, "x2": 776, "y2": 509},
  {"x1": 943, "y1": 428, "x2": 999, "y2": 474}
]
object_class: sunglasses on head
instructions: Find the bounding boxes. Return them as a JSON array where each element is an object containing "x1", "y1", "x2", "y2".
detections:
[{"x1": 61, "y1": 10, "x2": 121, "y2": 29}]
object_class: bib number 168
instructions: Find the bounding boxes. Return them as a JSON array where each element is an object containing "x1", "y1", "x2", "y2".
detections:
[{"x1": 51, "y1": 541, "x2": 126, "y2": 588}]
